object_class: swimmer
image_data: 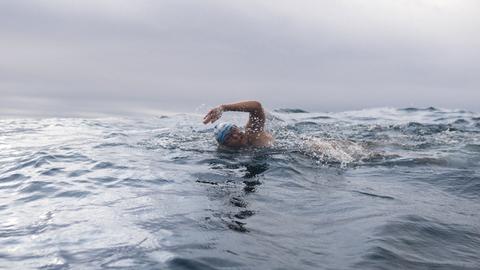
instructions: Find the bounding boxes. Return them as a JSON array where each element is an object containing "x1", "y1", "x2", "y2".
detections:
[{"x1": 203, "y1": 100, "x2": 274, "y2": 149}]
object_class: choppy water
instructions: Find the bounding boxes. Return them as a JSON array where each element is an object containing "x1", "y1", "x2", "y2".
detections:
[{"x1": 1, "y1": 107, "x2": 479, "y2": 269}]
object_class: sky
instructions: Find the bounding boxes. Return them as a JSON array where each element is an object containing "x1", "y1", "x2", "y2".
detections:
[{"x1": 1, "y1": 0, "x2": 479, "y2": 116}]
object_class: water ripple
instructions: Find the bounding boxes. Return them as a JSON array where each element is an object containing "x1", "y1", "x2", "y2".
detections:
[{"x1": 0, "y1": 109, "x2": 479, "y2": 269}]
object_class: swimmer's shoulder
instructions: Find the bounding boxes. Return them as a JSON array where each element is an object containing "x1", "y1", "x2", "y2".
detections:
[{"x1": 247, "y1": 131, "x2": 274, "y2": 147}]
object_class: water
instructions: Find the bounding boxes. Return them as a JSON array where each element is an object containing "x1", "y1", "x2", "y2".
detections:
[{"x1": 1, "y1": 107, "x2": 479, "y2": 269}]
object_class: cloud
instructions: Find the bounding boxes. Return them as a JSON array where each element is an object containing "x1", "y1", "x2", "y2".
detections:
[{"x1": 1, "y1": 0, "x2": 479, "y2": 116}]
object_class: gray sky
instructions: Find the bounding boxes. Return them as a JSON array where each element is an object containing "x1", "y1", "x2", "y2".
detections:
[{"x1": 1, "y1": 0, "x2": 479, "y2": 116}]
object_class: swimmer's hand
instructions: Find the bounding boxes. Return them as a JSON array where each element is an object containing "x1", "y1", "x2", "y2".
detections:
[{"x1": 203, "y1": 106, "x2": 224, "y2": 124}]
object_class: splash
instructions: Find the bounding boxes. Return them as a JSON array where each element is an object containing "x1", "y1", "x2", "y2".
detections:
[{"x1": 302, "y1": 138, "x2": 371, "y2": 166}]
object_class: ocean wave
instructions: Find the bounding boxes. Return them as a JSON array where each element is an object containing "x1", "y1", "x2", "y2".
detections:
[
  {"x1": 360, "y1": 215, "x2": 480, "y2": 269},
  {"x1": 0, "y1": 109, "x2": 479, "y2": 269},
  {"x1": 400, "y1": 106, "x2": 439, "y2": 112},
  {"x1": 274, "y1": 108, "x2": 309, "y2": 113}
]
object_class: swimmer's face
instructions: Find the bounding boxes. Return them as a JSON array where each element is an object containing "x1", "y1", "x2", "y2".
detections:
[{"x1": 223, "y1": 127, "x2": 247, "y2": 148}]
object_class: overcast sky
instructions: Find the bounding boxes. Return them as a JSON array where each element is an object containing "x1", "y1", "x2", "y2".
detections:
[{"x1": 1, "y1": 0, "x2": 479, "y2": 116}]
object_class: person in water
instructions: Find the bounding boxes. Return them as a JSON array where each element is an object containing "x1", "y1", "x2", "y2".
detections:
[{"x1": 203, "y1": 100, "x2": 274, "y2": 148}]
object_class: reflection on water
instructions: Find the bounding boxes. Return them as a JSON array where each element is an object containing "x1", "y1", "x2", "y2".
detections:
[{"x1": 196, "y1": 154, "x2": 270, "y2": 233}]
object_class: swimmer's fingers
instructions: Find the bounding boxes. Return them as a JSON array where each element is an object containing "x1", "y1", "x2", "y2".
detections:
[
  {"x1": 203, "y1": 113, "x2": 212, "y2": 124},
  {"x1": 203, "y1": 109, "x2": 217, "y2": 124},
  {"x1": 203, "y1": 116, "x2": 214, "y2": 124},
  {"x1": 203, "y1": 108, "x2": 222, "y2": 124},
  {"x1": 202, "y1": 109, "x2": 213, "y2": 124}
]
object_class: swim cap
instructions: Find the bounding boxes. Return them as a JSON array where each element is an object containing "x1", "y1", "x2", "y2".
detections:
[{"x1": 214, "y1": 123, "x2": 235, "y2": 144}]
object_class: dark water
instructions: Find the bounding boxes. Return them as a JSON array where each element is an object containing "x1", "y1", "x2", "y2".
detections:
[{"x1": 1, "y1": 107, "x2": 479, "y2": 269}]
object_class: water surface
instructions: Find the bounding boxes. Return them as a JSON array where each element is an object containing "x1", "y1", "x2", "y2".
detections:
[{"x1": 0, "y1": 107, "x2": 479, "y2": 269}]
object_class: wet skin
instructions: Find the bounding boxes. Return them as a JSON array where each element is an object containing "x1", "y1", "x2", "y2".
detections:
[{"x1": 203, "y1": 101, "x2": 274, "y2": 149}]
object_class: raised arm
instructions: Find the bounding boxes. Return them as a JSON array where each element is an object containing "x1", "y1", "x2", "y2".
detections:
[{"x1": 203, "y1": 100, "x2": 266, "y2": 132}]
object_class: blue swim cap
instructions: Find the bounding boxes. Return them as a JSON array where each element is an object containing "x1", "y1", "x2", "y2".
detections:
[{"x1": 214, "y1": 123, "x2": 235, "y2": 144}]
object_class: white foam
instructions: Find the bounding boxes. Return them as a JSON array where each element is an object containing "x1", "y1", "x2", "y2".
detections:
[{"x1": 302, "y1": 138, "x2": 371, "y2": 166}]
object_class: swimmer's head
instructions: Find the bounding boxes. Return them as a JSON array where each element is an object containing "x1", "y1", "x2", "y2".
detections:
[
  {"x1": 214, "y1": 122, "x2": 247, "y2": 148},
  {"x1": 214, "y1": 122, "x2": 235, "y2": 144}
]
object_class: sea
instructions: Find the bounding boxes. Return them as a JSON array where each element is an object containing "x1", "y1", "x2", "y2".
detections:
[{"x1": 0, "y1": 107, "x2": 479, "y2": 269}]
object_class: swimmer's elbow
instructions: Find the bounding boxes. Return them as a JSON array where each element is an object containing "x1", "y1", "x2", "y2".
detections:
[
  {"x1": 251, "y1": 100, "x2": 262, "y2": 108},
  {"x1": 239, "y1": 100, "x2": 264, "y2": 115},
  {"x1": 250, "y1": 101, "x2": 263, "y2": 113}
]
